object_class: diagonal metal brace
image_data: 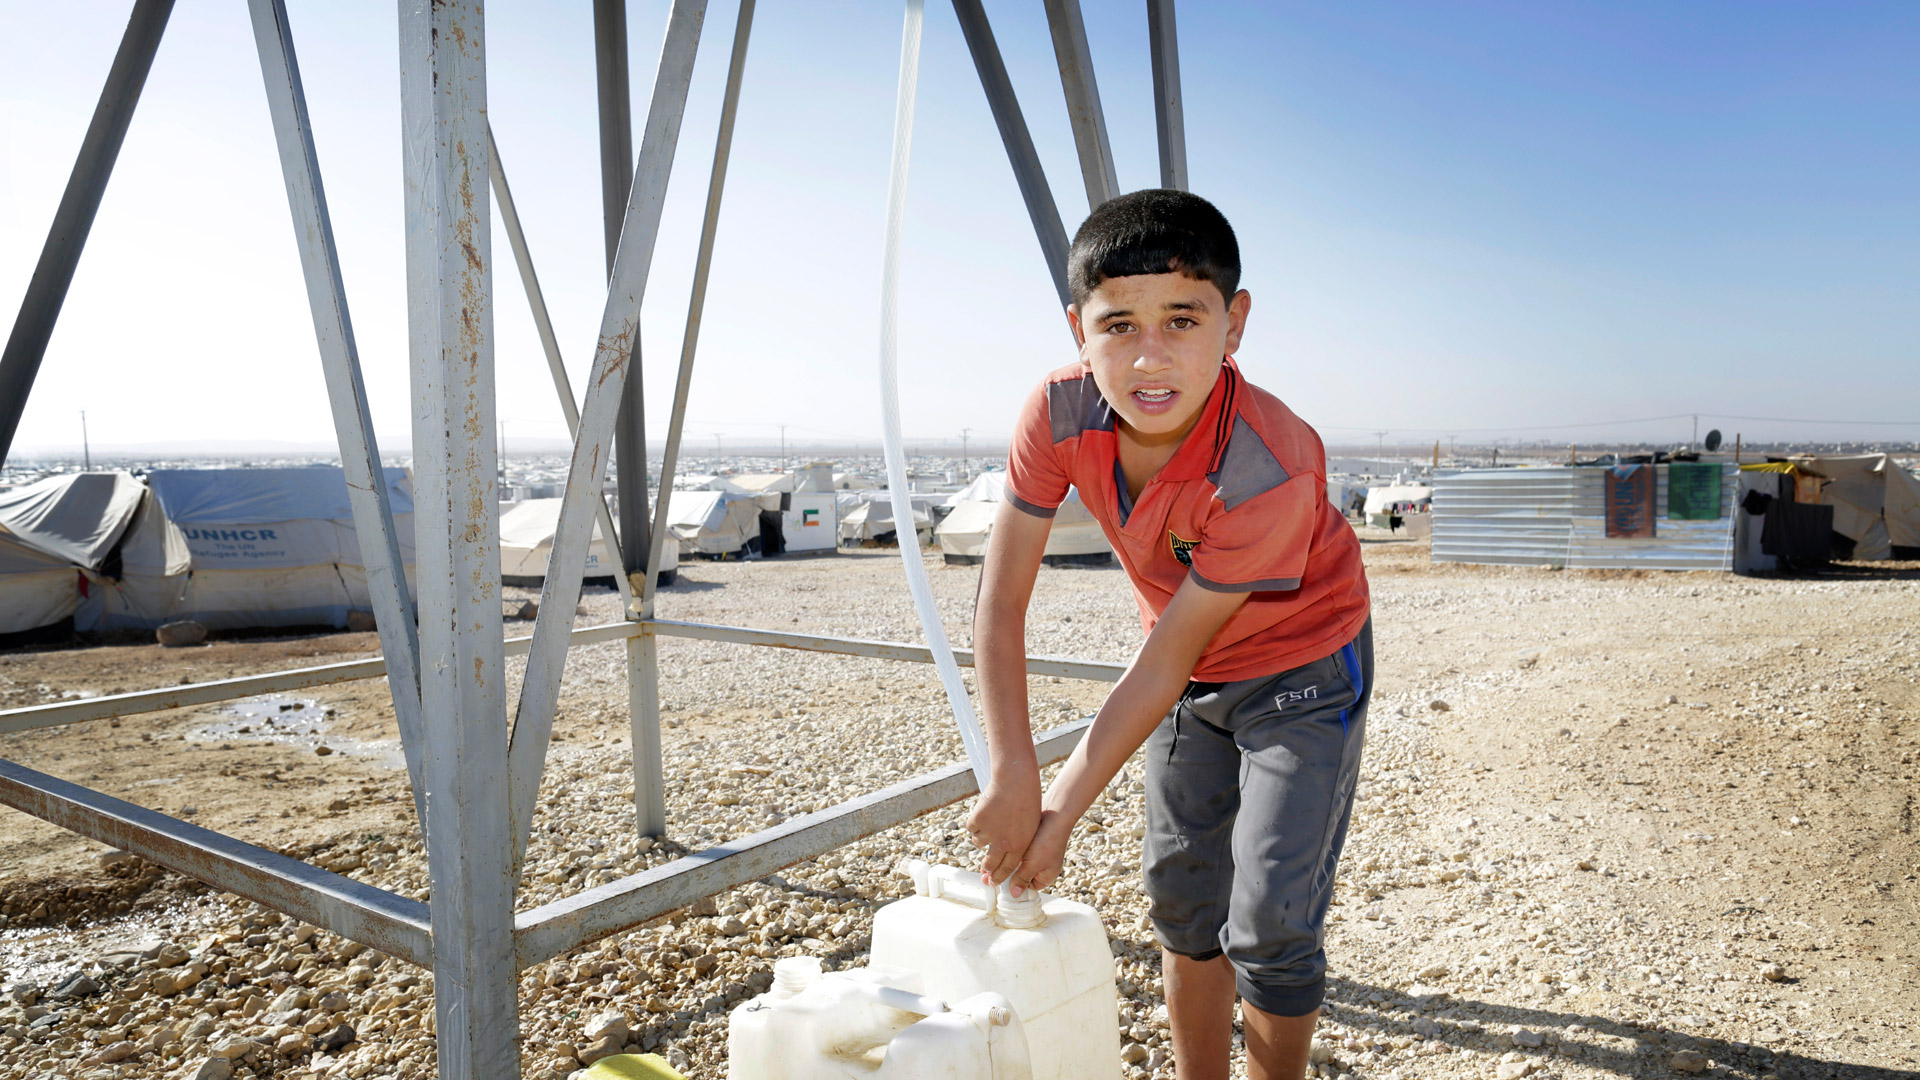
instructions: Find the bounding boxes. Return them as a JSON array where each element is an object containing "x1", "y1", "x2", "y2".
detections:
[
  {"x1": 505, "y1": 0, "x2": 709, "y2": 877},
  {"x1": 246, "y1": 0, "x2": 428, "y2": 829}
]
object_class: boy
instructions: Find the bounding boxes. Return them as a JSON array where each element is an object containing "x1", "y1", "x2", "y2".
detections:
[{"x1": 967, "y1": 190, "x2": 1372, "y2": 1080}]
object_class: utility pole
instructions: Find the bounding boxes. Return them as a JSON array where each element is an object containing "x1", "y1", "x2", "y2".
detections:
[
  {"x1": 1448, "y1": 435, "x2": 1456, "y2": 461},
  {"x1": 80, "y1": 410, "x2": 90, "y2": 470},
  {"x1": 1373, "y1": 430, "x2": 1387, "y2": 476},
  {"x1": 778, "y1": 425, "x2": 787, "y2": 467},
  {"x1": 713, "y1": 432, "x2": 724, "y2": 459},
  {"x1": 960, "y1": 427, "x2": 971, "y2": 481},
  {"x1": 1692, "y1": 414, "x2": 1699, "y2": 447}
]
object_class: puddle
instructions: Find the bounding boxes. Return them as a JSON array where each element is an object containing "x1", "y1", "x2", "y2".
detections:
[{"x1": 196, "y1": 695, "x2": 407, "y2": 769}]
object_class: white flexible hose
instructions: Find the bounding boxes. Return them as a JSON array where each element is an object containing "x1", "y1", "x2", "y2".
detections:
[{"x1": 877, "y1": 0, "x2": 993, "y2": 790}]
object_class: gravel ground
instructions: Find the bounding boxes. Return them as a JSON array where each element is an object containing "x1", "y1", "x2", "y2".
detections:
[{"x1": 1, "y1": 540, "x2": 1916, "y2": 1079}]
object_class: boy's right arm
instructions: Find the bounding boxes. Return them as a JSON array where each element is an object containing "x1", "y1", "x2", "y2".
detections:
[{"x1": 966, "y1": 498, "x2": 1053, "y2": 885}]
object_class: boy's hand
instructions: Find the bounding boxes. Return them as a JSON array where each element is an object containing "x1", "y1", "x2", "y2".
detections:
[
  {"x1": 1008, "y1": 808, "x2": 1074, "y2": 896},
  {"x1": 967, "y1": 778, "x2": 1041, "y2": 885}
]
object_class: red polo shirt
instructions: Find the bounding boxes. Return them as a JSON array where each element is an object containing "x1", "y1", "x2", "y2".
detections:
[{"x1": 1005, "y1": 357, "x2": 1369, "y2": 682}]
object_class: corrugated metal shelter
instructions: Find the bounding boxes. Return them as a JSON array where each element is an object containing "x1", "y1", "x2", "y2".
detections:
[{"x1": 1432, "y1": 465, "x2": 1737, "y2": 571}]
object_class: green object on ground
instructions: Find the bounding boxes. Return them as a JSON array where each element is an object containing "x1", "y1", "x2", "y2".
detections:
[
  {"x1": 1667, "y1": 462, "x2": 1722, "y2": 520},
  {"x1": 583, "y1": 1053, "x2": 688, "y2": 1080}
]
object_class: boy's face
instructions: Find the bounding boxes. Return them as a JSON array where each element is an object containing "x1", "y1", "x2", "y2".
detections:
[{"x1": 1068, "y1": 272, "x2": 1251, "y2": 445}]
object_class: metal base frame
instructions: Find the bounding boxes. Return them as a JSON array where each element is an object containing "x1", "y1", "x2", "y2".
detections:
[{"x1": 0, "y1": 2, "x2": 1179, "y2": 1076}]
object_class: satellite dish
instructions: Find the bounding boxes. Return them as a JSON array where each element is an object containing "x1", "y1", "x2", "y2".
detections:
[{"x1": 1704, "y1": 429, "x2": 1723, "y2": 452}]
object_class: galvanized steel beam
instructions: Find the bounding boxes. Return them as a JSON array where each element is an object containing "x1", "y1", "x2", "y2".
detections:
[
  {"x1": 485, "y1": 123, "x2": 634, "y2": 612},
  {"x1": 595, "y1": 0, "x2": 653, "y2": 583},
  {"x1": 247, "y1": 0, "x2": 428, "y2": 826},
  {"x1": 1042, "y1": 0, "x2": 1119, "y2": 211},
  {"x1": 950, "y1": 0, "x2": 1071, "y2": 307},
  {"x1": 0, "y1": 758, "x2": 432, "y2": 968},
  {"x1": 397, "y1": 0, "x2": 520, "y2": 1072},
  {"x1": 512, "y1": 717, "x2": 1093, "y2": 968},
  {"x1": 0, "y1": 620, "x2": 642, "y2": 736},
  {"x1": 0, "y1": 618, "x2": 1118, "y2": 736},
  {"x1": 0, "y1": 0, "x2": 174, "y2": 464},
  {"x1": 643, "y1": 618, "x2": 1127, "y2": 683},
  {"x1": 509, "y1": 0, "x2": 709, "y2": 871},
  {"x1": 1146, "y1": 0, "x2": 1187, "y2": 191}
]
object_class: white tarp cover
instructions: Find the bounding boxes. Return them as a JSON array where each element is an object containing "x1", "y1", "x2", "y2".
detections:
[
  {"x1": 673, "y1": 475, "x2": 748, "y2": 493},
  {"x1": 145, "y1": 467, "x2": 415, "y2": 570},
  {"x1": 0, "y1": 472, "x2": 147, "y2": 634},
  {"x1": 498, "y1": 497, "x2": 635, "y2": 580},
  {"x1": 935, "y1": 479, "x2": 1113, "y2": 563},
  {"x1": 837, "y1": 491, "x2": 939, "y2": 543},
  {"x1": 78, "y1": 467, "x2": 417, "y2": 630},
  {"x1": 1795, "y1": 454, "x2": 1920, "y2": 559},
  {"x1": 667, "y1": 490, "x2": 762, "y2": 555},
  {"x1": 0, "y1": 471, "x2": 145, "y2": 570}
]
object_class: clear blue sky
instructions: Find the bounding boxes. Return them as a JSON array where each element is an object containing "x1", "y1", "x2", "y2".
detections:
[{"x1": 2, "y1": 1, "x2": 1915, "y2": 455}]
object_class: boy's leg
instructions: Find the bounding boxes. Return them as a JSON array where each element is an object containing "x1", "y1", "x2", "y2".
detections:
[
  {"x1": 1163, "y1": 951, "x2": 1235, "y2": 1080},
  {"x1": 1143, "y1": 693, "x2": 1242, "y2": 1080},
  {"x1": 1219, "y1": 622, "x2": 1373, "y2": 1074},
  {"x1": 1242, "y1": 1003, "x2": 1320, "y2": 1080}
]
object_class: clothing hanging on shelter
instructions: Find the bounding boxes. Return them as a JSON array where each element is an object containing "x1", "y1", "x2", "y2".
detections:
[{"x1": 1760, "y1": 500, "x2": 1833, "y2": 561}]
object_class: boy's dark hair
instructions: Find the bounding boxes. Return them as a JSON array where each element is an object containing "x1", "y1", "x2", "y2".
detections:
[{"x1": 1066, "y1": 189, "x2": 1240, "y2": 307}]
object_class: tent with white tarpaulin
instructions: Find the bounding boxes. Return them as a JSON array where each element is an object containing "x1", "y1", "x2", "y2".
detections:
[
  {"x1": 667, "y1": 490, "x2": 767, "y2": 557},
  {"x1": 498, "y1": 497, "x2": 678, "y2": 584},
  {"x1": 78, "y1": 467, "x2": 417, "y2": 631},
  {"x1": 1362, "y1": 484, "x2": 1432, "y2": 528},
  {"x1": 836, "y1": 490, "x2": 939, "y2": 546},
  {"x1": 0, "y1": 472, "x2": 148, "y2": 635},
  {"x1": 1790, "y1": 454, "x2": 1920, "y2": 561},
  {"x1": 935, "y1": 472, "x2": 1112, "y2": 566}
]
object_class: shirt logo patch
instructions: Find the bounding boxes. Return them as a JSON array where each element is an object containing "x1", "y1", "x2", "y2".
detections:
[{"x1": 1168, "y1": 530, "x2": 1198, "y2": 568}]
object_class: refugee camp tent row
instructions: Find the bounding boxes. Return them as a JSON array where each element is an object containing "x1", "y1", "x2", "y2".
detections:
[
  {"x1": 499, "y1": 497, "x2": 681, "y2": 586},
  {"x1": 1431, "y1": 464, "x2": 1739, "y2": 571},
  {"x1": 934, "y1": 471, "x2": 1113, "y2": 566},
  {"x1": 837, "y1": 490, "x2": 943, "y2": 547}
]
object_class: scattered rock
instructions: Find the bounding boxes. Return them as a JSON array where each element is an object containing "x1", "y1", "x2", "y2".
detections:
[
  {"x1": 505, "y1": 599, "x2": 539, "y2": 620},
  {"x1": 1670, "y1": 1050, "x2": 1710, "y2": 1073},
  {"x1": 314, "y1": 745, "x2": 334, "y2": 756},
  {"x1": 1760, "y1": 962, "x2": 1788, "y2": 982},
  {"x1": 314, "y1": 1023, "x2": 357, "y2": 1052},
  {"x1": 346, "y1": 610, "x2": 378, "y2": 632},
  {"x1": 81, "y1": 1040, "x2": 138, "y2": 1065},
  {"x1": 156, "y1": 619, "x2": 208, "y2": 647},
  {"x1": 1428, "y1": 699, "x2": 1451, "y2": 712},
  {"x1": 1497, "y1": 1061, "x2": 1538, "y2": 1080},
  {"x1": 1512, "y1": 1029, "x2": 1545, "y2": 1048},
  {"x1": 586, "y1": 1012, "x2": 631, "y2": 1044},
  {"x1": 186, "y1": 1057, "x2": 234, "y2": 1080}
]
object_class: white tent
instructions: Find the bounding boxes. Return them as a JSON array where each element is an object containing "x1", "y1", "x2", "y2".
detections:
[
  {"x1": 79, "y1": 467, "x2": 416, "y2": 631},
  {"x1": 497, "y1": 498, "x2": 677, "y2": 584},
  {"x1": 837, "y1": 491, "x2": 938, "y2": 546},
  {"x1": 1363, "y1": 484, "x2": 1433, "y2": 528},
  {"x1": 0, "y1": 472, "x2": 147, "y2": 635},
  {"x1": 935, "y1": 475, "x2": 1112, "y2": 566},
  {"x1": 667, "y1": 490, "x2": 765, "y2": 556},
  {"x1": 673, "y1": 474, "x2": 748, "y2": 493},
  {"x1": 1793, "y1": 454, "x2": 1920, "y2": 560}
]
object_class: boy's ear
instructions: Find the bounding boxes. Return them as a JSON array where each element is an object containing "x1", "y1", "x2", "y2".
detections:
[
  {"x1": 1066, "y1": 303, "x2": 1087, "y2": 349},
  {"x1": 1222, "y1": 289, "x2": 1252, "y2": 356}
]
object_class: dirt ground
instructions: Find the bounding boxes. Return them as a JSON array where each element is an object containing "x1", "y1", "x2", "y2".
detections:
[{"x1": 1, "y1": 538, "x2": 1916, "y2": 1079}]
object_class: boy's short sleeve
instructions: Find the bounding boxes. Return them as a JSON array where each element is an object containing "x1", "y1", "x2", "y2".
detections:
[
  {"x1": 1188, "y1": 474, "x2": 1318, "y2": 592},
  {"x1": 1004, "y1": 379, "x2": 1072, "y2": 518}
]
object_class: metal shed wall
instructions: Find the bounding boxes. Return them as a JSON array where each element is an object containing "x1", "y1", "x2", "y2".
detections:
[{"x1": 1432, "y1": 465, "x2": 1736, "y2": 571}]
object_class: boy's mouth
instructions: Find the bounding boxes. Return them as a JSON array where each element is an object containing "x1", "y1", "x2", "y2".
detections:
[{"x1": 1133, "y1": 388, "x2": 1175, "y2": 404}]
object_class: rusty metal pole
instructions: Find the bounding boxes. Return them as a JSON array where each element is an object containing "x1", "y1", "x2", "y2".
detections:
[
  {"x1": 397, "y1": 0, "x2": 519, "y2": 1074},
  {"x1": 0, "y1": 0, "x2": 174, "y2": 465}
]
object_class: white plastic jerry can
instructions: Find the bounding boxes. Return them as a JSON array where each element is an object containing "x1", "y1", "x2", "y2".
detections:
[
  {"x1": 727, "y1": 956, "x2": 1033, "y2": 1080},
  {"x1": 871, "y1": 862, "x2": 1122, "y2": 1080}
]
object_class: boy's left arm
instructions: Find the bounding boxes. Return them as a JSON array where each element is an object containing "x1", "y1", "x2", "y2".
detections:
[{"x1": 1009, "y1": 576, "x2": 1248, "y2": 895}]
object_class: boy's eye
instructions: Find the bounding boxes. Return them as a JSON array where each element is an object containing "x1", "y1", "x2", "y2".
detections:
[
  {"x1": 1169, "y1": 316, "x2": 1196, "y2": 329},
  {"x1": 1106, "y1": 321, "x2": 1134, "y2": 334}
]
